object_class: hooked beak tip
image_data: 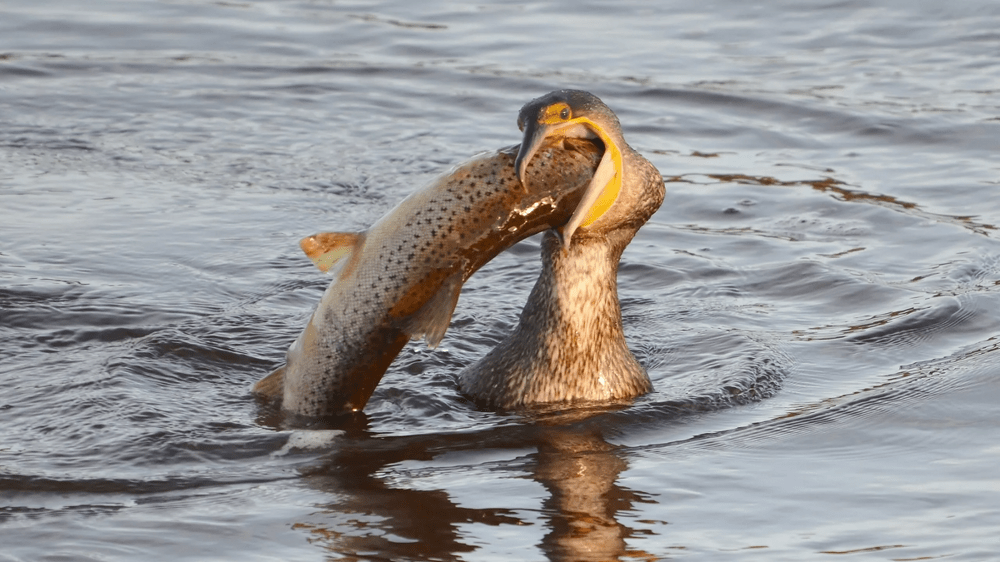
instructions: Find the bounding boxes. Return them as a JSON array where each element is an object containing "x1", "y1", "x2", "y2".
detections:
[
  {"x1": 515, "y1": 120, "x2": 550, "y2": 190},
  {"x1": 515, "y1": 155, "x2": 529, "y2": 188},
  {"x1": 556, "y1": 224, "x2": 574, "y2": 251}
]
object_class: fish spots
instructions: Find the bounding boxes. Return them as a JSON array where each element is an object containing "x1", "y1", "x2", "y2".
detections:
[
  {"x1": 277, "y1": 142, "x2": 604, "y2": 417},
  {"x1": 388, "y1": 268, "x2": 455, "y2": 318}
]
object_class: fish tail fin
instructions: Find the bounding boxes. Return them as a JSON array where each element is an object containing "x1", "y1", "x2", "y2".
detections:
[
  {"x1": 400, "y1": 269, "x2": 465, "y2": 349},
  {"x1": 299, "y1": 232, "x2": 363, "y2": 273},
  {"x1": 252, "y1": 365, "x2": 285, "y2": 400}
]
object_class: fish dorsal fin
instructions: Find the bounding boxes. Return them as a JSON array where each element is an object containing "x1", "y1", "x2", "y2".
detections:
[
  {"x1": 299, "y1": 232, "x2": 362, "y2": 273},
  {"x1": 399, "y1": 269, "x2": 465, "y2": 349}
]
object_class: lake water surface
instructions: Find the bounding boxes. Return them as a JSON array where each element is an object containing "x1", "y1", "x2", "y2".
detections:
[{"x1": 2, "y1": 1, "x2": 1000, "y2": 560}]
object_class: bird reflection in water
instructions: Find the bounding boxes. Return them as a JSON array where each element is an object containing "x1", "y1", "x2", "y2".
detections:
[
  {"x1": 290, "y1": 413, "x2": 660, "y2": 561},
  {"x1": 535, "y1": 424, "x2": 661, "y2": 562}
]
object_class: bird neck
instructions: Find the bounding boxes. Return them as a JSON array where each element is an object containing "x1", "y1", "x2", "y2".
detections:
[
  {"x1": 521, "y1": 229, "x2": 631, "y2": 351},
  {"x1": 455, "y1": 148, "x2": 659, "y2": 409},
  {"x1": 487, "y1": 226, "x2": 648, "y2": 406}
]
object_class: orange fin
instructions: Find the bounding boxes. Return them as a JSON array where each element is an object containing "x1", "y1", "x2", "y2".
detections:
[
  {"x1": 400, "y1": 269, "x2": 464, "y2": 349},
  {"x1": 299, "y1": 232, "x2": 362, "y2": 273},
  {"x1": 252, "y1": 366, "x2": 285, "y2": 399}
]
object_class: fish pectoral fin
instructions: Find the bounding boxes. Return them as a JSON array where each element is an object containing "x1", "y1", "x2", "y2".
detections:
[
  {"x1": 299, "y1": 232, "x2": 362, "y2": 273},
  {"x1": 252, "y1": 366, "x2": 285, "y2": 400},
  {"x1": 400, "y1": 269, "x2": 465, "y2": 349}
]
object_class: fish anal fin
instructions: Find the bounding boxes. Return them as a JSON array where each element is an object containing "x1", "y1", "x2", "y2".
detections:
[
  {"x1": 399, "y1": 269, "x2": 465, "y2": 349},
  {"x1": 300, "y1": 232, "x2": 362, "y2": 273},
  {"x1": 253, "y1": 366, "x2": 285, "y2": 400}
]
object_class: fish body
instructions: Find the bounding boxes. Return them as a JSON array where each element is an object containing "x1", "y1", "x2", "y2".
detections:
[{"x1": 256, "y1": 138, "x2": 603, "y2": 418}]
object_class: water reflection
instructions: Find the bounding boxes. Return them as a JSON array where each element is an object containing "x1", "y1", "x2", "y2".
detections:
[
  {"x1": 534, "y1": 424, "x2": 658, "y2": 562},
  {"x1": 293, "y1": 416, "x2": 656, "y2": 561},
  {"x1": 675, "y1": 173, "x2": 999, "y2": 237}
]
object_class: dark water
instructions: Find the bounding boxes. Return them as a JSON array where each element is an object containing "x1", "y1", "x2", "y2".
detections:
[{"x1": 3, "y1": 1, "x2": 1000, "y2": 560}]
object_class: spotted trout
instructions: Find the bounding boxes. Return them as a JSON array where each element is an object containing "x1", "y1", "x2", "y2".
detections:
[{"x1": 254, "y1": 137, "x2": 605, "y2": 418}]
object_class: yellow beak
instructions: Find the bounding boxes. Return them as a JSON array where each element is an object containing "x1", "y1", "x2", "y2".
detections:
[{"x1": 515, "y1": 116, "x2": 623, "y2": 248}]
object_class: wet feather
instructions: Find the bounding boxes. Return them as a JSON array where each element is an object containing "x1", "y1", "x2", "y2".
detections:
[{"x1": 458, "y1": 90, "x2": 666, "y2": 410}]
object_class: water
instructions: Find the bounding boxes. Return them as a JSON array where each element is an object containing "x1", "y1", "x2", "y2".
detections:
[{"x1": 2, "y1": 0, "x2": 1000, "y2": 560}]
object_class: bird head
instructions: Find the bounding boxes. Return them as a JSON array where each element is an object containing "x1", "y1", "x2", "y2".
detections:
[{"x1": 515, "y1": 90, "x2": 631, "y2": 247}]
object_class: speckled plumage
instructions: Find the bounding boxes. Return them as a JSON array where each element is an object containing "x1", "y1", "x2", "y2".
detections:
[
  {"x1": 457, "y1": 90, "x2": 666, "y2": 410},
  {"x1": 255, "y1": 138, "x2": 604, "y2": 418}
]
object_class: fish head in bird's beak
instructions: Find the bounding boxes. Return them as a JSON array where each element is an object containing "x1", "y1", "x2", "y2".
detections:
[{"x1": 515, "y1": 90, "x2": 625, "y2": 247}]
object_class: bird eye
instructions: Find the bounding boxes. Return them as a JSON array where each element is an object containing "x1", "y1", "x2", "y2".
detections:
[{"x1": 541, "y1": 102, "x2": 572, "y2": 125}]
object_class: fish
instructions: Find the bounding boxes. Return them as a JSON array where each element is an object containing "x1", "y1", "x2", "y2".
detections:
[{"x1": 254, "y1": 136, "x2": 606, "y2": 418}]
